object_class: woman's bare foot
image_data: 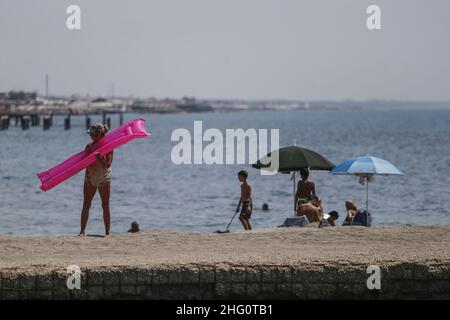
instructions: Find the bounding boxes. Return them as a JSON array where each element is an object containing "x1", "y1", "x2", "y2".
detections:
[{"x1": 79, "y1": 232, "x2": 85, "y2": 237}]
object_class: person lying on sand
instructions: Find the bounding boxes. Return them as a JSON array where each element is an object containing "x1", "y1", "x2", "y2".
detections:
[
  {"x1": 79, "y1": 124, "x2": 113, "y2": 237},
  {"x1": 295, "y1": 168, "x2": 316, "y2": 208},
  {"x1": 319, "y1": 211, "x2": 339, "y2": 228},
  {"x1": 297, "y1": 196, "x2": 323, "y2": 223},
  {"x1": 236, "y1": 170, "x2": 253, "y2": 230}
]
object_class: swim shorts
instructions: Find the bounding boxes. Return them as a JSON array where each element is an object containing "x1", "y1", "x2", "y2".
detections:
[{"x1": 240, "y1": 201, "x2": 252, "y2": 219}]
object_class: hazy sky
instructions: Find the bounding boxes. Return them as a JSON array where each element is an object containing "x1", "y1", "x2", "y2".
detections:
[{"x1": 1, "y1": 0, "x2": 449, "y2": 100}]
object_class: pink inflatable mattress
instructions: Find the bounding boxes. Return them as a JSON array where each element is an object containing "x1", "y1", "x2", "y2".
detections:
[{"x1": 37, "y1": 118, "x2": 150, "y2": 191}]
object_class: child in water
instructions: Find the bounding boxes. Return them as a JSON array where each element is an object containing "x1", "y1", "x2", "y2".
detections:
[
  {"x1": 79, "y1": 124, "x2": 113, "y2": 237},
  {"x1": 128, "y1": 221, "x2": 140, "y2": 233},
  {"x1": 235, "y1": 170, "x2": 253, "y2": 230}
]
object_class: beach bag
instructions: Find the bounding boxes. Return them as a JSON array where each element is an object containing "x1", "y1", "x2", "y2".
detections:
[
  {"x1": 279, "y1": 216, "x2": 309, "y2": 228},
  {"x1": 351, "y1": 210, "x2": 372, "y2": 227}
]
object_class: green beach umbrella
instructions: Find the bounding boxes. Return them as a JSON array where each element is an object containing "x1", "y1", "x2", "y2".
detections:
[{"x1": 252, "y1": 146, "x2": 335, "y2": 215}]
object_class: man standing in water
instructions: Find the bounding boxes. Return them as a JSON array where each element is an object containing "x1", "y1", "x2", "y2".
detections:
[{"x1": 236, "y1": 170, "x2": 253, "y2": 230}]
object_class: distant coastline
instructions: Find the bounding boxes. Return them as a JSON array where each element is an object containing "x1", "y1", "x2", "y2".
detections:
[{"x1": 1, "y1": 91, "x2": 449, "y2": 116}]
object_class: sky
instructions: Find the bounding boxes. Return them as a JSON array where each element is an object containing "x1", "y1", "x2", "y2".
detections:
[{"x1": 0, "y1": 0, "x2": 449, "y2": 101}]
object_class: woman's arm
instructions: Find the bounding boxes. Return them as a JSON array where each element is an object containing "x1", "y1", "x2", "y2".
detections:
[
  {"x1": 95, "y1": 151, "x2": 113, "y2": 168},
  {"x1": 294, "y1": 180, "x2": 301, "y2": 204},
  {"x1": 346, "y1": 209, "x2": 356, "y2": 220},
  {"x1": 311, "y1": 182, "x2": 316, "y2": 197}
]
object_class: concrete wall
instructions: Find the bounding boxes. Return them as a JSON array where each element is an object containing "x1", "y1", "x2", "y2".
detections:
[{"x1": 1, "y1": 263, "x2": 449, "y2": 299}]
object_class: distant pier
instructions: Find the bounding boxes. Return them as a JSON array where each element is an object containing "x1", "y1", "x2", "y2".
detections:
[{"x1": 0, "y1": 111, "x2": 125, "y2": 131}]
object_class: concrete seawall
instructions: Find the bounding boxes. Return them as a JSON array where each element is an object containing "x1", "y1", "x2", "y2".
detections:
[{"x1": 1, "y1": 227, "x2": 449, "y2": 299}]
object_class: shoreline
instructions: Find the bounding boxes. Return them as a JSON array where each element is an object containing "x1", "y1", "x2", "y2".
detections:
[{"x1": 1, "y1": 226, "x2": 449, "y2": 299}]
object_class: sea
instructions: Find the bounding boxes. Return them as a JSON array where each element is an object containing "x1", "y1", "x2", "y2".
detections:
[{"x1": 1, "y1": 107, "x2": 450, "y2": 236}]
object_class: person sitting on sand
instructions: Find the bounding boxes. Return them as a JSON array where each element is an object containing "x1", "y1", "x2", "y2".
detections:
[
  {"x1": 343, "y1": 200, "x2": 358, "y2": 225},
  {"x1": 295, "y1": 168, "x2": 316, "y2": 212},
  {"x1": 319, "y1": 211, "x2": 339, "y2": 228},
  {"x1": 128, "y1": 221, "x2": 140, "y2": 233},
  {"x1": 235, "y1": 170, "x2": 253, "y2": 230},
  {"x1": 79, "y1": 124, "x2": 113, "y2": 237},
  {"x1": 297, "y1": 196, "x2": 323, "y2": 223}
]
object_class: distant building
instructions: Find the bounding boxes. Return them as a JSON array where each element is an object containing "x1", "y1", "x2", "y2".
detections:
[
  {"x1": 176, "y1": 98, "x2": 213, "y2": 113},
  {"x1": 129, "y1": 97, "x2": 181, "y2": 113},
  {"x1": 89, "y1": 98, "x2": 113, "y2": 110},
  {"x1": 6, "y1": 91, "x2": 37, "y2": 101}
]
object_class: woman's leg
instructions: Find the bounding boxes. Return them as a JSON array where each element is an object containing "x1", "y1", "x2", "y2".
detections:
[
  {"x1": 98, "y1": 181, "x2": 111, "y2": 236},
  {"x1": 80, "y1": 179, "x2": 97, "y2": 236}
]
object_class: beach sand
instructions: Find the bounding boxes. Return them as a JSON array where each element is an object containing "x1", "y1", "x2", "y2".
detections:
[{"x1": 1, "y1": 226, "x2": 449, "y2": 271}]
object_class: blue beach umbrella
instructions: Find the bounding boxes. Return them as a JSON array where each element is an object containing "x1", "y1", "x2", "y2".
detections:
[{"x1": 331, "y1": 156, "x2": 405, "y2": 217}]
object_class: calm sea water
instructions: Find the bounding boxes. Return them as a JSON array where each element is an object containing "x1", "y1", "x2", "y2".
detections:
[{"x1": 1, "y1": 108, "x2": 450, "y2": 236}]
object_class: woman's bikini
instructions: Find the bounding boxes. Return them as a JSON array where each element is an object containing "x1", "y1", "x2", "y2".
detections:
[
  {"x1": 85, "y1": 156, "x2": 112, "y2": 188},
  {"x1": 297, "y1": 180, "x2": 314, "y2": 205},
  {"x1": 84, "y1": 124, "x2": 112, "y2": 188}
]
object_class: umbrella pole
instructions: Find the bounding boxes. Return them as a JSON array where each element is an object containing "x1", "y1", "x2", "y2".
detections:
[
  {"x1": 293, "y1": 172, "x2": 296, "y2": 217},
  {"x1": 366, "y1": 176, "x2": 369, "y2": 226}
]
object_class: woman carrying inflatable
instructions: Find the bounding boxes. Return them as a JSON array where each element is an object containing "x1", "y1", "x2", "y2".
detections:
[{"x1": 79, "y1": 124, "x2": 113, "y2": 237}]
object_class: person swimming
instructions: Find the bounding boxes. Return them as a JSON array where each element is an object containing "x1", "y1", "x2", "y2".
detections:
[
  {"x1": 79, "y1": 123, "x2": 114, "y2": 237},
  {"x1": 128, "y1": 221, "x2": 140, "y2": 233}
]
